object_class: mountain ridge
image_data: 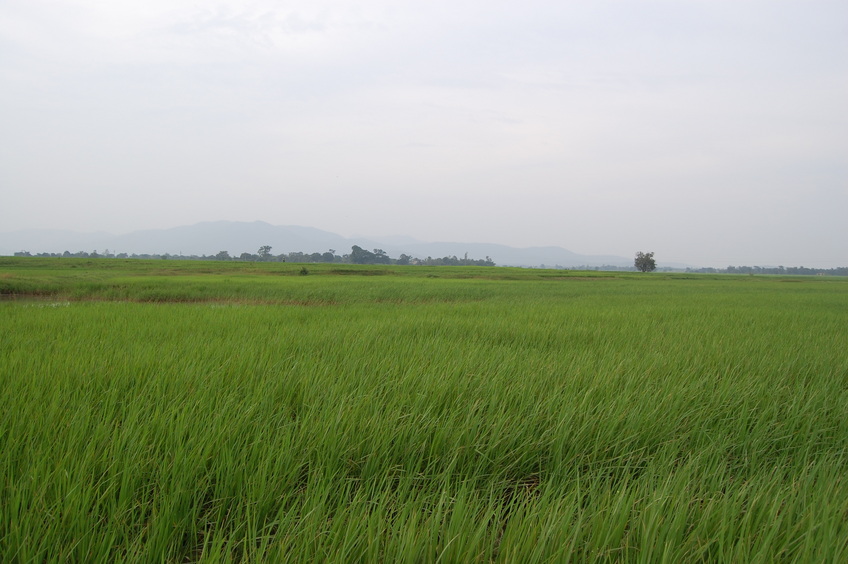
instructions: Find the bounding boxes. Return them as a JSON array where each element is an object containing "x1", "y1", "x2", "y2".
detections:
[{"x1": 0, "y1": 221, "x2": 634, "y2": 267}]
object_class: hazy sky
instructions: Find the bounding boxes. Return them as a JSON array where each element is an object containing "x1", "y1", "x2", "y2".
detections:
[{"x1": 1, "y1": 1, "x2": 846, "y2": 267}]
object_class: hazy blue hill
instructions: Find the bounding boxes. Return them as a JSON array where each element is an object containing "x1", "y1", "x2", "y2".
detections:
[
  {"x1": 0, "y1": 221, "x2": 632, "y2": 267},
  {"x1": 378, "y1": 241, "x2": 631, "y2": 268},
  {"x1": 107, "y1": 221, "x2": 362, "y2": 256}
]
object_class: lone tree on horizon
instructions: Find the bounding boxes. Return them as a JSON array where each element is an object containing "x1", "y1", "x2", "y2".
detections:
[{"x1": 635, "y1": 251, "x2": 656, "y2": 272}]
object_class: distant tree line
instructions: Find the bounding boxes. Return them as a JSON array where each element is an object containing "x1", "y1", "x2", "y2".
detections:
[
  {"x1": 533, "y1": 263, "x2": 848, "y2": 276},
  {"x1": 348, "y1": 246, "x2": 494, "y2": 266},
  {"x1": 12, "y1": 246, "x2": 497, "y2": 267},
  {"x1": 685, "y1": 265, "x2": 848, "y2": 276},
  {"x1": 11, "y1": 249, "x2": 846, "y2": 275}
]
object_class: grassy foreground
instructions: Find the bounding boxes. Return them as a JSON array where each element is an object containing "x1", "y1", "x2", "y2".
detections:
[{"x1": 2, "y1": 258, "x2": 847, "y2": 562}]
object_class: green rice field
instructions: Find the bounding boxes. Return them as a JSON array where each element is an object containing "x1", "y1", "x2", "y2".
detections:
[{"x1": 2, "y1": 258, "x2": 847, "y2": 562}]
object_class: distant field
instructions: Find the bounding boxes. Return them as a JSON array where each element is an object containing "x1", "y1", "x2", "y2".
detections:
[{"x1": 2, "y1": 258, "x2": 847, "y2": 562}]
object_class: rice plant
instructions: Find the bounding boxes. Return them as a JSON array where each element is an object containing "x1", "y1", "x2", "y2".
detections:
[{"x1": 1, "y1": 259, "x2": 846, "y2": 561}]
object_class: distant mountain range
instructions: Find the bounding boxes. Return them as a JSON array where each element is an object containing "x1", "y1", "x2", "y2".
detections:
[{"x1": 0, "y1": 221, "x2": 635, "y2": 268}]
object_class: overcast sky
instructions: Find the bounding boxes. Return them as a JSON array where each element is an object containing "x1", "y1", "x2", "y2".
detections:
[{"x1": 1, "y1": 1, "x2": 846, "y2": 267}]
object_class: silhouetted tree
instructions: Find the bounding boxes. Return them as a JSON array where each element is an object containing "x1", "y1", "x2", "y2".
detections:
[
  {"x1": 372, "y1": 249, "x2": 391, "y2": 264},
  {"x1": 635, "y1": 251, "x2": 656, "y2": 272},
  {"x1": 350, "y1": 245, "x2": 376, "y2": 264}
]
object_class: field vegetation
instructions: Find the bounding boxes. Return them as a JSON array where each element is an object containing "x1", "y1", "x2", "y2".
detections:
[{"x1": 2, "y1": 258, "x2": 847, "y2": 562}]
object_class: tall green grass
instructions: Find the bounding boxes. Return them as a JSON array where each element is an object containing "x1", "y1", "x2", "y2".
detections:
[{"x1": 1, "y1": 260, "x2": 847, "y2": 561}]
